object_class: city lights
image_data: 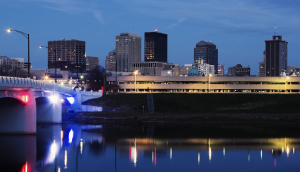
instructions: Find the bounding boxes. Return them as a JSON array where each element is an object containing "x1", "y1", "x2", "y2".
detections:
[{"x1": 67, "y1": 97, "x2": 75, "y2": 104}]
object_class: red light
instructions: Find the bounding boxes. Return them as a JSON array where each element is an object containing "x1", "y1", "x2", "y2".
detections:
[
  {"x1": 155, "y1": 29, "x2": 158, "y2": 32},
  {"x1": 21, "y1": 162, "x2": 29, "y2": 172},
  {"x1": 154, "y1": 148, "x2": 157, "y2": 166}
]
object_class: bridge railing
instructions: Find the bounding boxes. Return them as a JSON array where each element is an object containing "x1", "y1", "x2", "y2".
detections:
[{"x1": 0, "y1": 76, "x2": 74, "y2": 94}]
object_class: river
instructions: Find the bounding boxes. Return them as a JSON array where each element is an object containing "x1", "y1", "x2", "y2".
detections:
[{"x1": 0, "y1": 124, "x2": 299, "y2": 172}]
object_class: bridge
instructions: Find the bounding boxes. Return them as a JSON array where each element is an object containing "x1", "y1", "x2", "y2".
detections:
[{"x1": 0, "y1": 76, "x2": 102, "y2": 134}]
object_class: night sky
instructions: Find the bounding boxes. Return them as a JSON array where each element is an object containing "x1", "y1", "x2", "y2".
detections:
[{"x1": 1, "y1": 0, "x2": 300, "y2": 75}]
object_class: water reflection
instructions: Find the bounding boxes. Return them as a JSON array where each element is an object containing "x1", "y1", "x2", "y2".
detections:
[
  {"x1": 3, "y1": 124, "x2": 300, "y2": 171},
  {"x1": 81, "y1": 105, "x2": 102, "y2": 112}
]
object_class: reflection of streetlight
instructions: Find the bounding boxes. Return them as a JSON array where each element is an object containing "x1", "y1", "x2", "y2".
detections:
[
  {"x1": 7, "y1": 29, "x2": 30, "y2": 76},
  {"x1": 285, "y1": 77, "x2": 289, "y2": 93},
  {"x1": 134, "y1": 70, "x2": 138, "y2": 93},
  {"x1": 208, "y1": 73, "x2": 212, "y2": 93},
  {"x1": 40, "y1": 46, "x2": 57, "y2": 83}
]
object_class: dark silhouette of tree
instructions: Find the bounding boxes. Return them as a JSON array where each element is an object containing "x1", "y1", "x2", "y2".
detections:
[{"x1": 86, "y1": 65, "x2": 106, "y2": 91}]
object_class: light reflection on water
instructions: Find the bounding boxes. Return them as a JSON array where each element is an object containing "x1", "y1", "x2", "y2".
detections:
[
  {"x1": 80, "y1": 105, "x2": 102, "y2": 112},
  {"x1": 1, "y1": 124, "x2": 300, "y2": 172}
]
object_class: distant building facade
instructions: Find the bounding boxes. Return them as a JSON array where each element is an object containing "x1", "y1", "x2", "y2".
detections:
[
  {"x1": 198, "y1": 58, "x2": 215, "y2": 76},
  {"x1": 228, "y1": 64, "x2": 250, "y2": 76},
  {"x1": 144, "y1": 31, "x2": 167, "y2": 62},
  {"x1": 105, "y1": 49, "x2": 117, "y2": 72},
  {"x1": 194, "y1": 40, "x2": 218, "y2": 74},
  {"x1": 258, "y1": 51, "x2": 266, "y2": 77},
  {"x1": 86, "y1": 56, "x2": 99, "y2": 71},
  {"x1": 174, "y1": 64, "x2": 193, "y2": 76},
  {"x1": 188, "y1": 63, "x2": 200, "y2": 76},
  {"x1": 132, "y1": 61, "x2": 175, "y2": 76},
  {"x1": 0, "y1": 55, "x2": 22, "y2": 73},
  {"x1": 265, "y1": 35, "x2": 288, "y2": 76},
  {"x1": 48, "y1": 40, "x2": 86, "y2": 75},
  {"x1": 218, "y1": 64, "x2": 224, "y2": 75},
  {"x1": 116, "y1": 33, "x2": 141, "y2": 72}
]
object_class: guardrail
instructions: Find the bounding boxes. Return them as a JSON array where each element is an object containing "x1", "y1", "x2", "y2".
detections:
[{"x1": 0, "y1": 76, "x2": 74, "y2": 94}]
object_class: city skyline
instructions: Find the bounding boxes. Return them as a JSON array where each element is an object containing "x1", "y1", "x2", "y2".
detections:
[{"x1": 1, "y1": 0, "x2": 300, "y2": 75}]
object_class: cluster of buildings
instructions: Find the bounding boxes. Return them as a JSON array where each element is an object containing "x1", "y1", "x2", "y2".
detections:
[{"x1": 1, "y1": 39, "x2": 99, "y2": 84}]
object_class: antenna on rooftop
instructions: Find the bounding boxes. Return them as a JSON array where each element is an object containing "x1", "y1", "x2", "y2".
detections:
[{"x1": 274, "y1": 27, "x2": 277, "y2": 36}]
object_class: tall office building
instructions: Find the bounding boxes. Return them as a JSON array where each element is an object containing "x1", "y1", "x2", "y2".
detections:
[
  {"x1": 86, "y1": 56, "x2": 99, "y2": 71},
  {"x1": 265, "y1": 35, "x2": 288, "y2": 76},
  {"x1": 144, "y1": 31, "x2": 167, "y2": 62},
  {"x1": 194, "y1": 41, "x2": 218, "y2": 74},
  {"x1": 48, "y1": 39, "x2": 86, "y2": 75},
  {"x1": 116, "y1": 33, "x2": 141, "y2": 72},
  {"x1": 105, "y1": 49, "x2": 117, "y2": 72}
]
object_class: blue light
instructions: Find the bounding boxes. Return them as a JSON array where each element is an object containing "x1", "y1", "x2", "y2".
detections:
[{"x1": 67, "y1": 97, "x2": 75, "y2": 104}]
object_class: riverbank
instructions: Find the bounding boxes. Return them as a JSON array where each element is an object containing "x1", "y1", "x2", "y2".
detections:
[
  {"x1": 82, "y1": 93, "x2": 300, "y2": 113},
  {"x1": 69, "y1": 93, "x2": 300, "y2": 126}
]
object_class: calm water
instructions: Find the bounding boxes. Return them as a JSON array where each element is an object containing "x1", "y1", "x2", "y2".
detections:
[{"x1": 0, "y1": 124, "x2": 300, "y2": 172}]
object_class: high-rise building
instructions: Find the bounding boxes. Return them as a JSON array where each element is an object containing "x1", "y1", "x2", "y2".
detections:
[
  {"x1": 144, "y1": 31, "x2": 167, "y2": 62},
  {"x1": 194, "y1": 41, "x2": 218, "y2": 74},
  {"x1": 265, "y1": 35, "x2": 288, "y2": 76},
  {"x1": 258, "y1": 51, "x2": 266, "y2": 77},
  {"x1": 116, "y1": 33, "x2": 141, "y2": 72},
  {"x1": 48, "y1": 40, "x2": 86, "y2": 75},
  {"x1": 86, "y1": 56, "x2": 99, "y2": 71},
  {"x1": 105, "y1": 49, "x2": 117, "y2": 72}
]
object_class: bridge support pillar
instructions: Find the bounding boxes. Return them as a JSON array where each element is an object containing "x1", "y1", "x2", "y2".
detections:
[
  {"x1": 36, "y1": 92, "x2": 62, "y2": 123},
  {"x1": 0, "y1": 89, "x2": 36, "y2": 134}
]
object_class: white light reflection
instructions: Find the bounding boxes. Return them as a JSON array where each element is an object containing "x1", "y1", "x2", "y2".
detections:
[
  {"x1": 58, "y1": 166, "x2": 61, "y2": 172},
  {"x1": 152, "y1": 150, "x2": 154, "y2": 164},
  {"x1": 223, "y1": 147, "x2": 225, "y2": 156},
  {"x1": 198, "y1": 151, "x2": 200, "y2": 165},
  {"x1": 61, "y1": 130, "x2": 63, "y2": 148},
  {"x1": 282, "y1": 147, "x2": 284, "y2": 153},
  {"x1": 209, "y1": 147, "x2": 211, "y2": 161},
  {"x1": 260, "y1": 150, "x2": 262, "y2": 160},
  {"x1": 293, "y1": 147, "x2": 295, "y2": 154},
  {"x1": 170, "y1": 147, "x2": 172, "y2": 160},
  {"x1": 287, "y1": 146, "x2": 290, "y2": 157},
  {"x1": 64, "y1": 150, "x2": 67, "y2": 169},
  {"x1": 80, "y1": 139, "x2": 83, "y2": 154},
  {"x1": 69, "y1": 129, "x2": 73, "y2": 143},
  {"x1": 248, "y1": 152, "x2": 250, "y2": 162},
  {"x1": 131, "y1": 147, "x2": 137, "y2": 167},
  {"x1": 45, "y1": 140, "x2": 58, "y2": 164}
]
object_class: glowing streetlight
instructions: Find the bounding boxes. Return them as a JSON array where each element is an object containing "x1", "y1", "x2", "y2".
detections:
[
  {"x1": 208, "y1": 73, "x2": 212, "y2": 93},
  {"x1": 134, "y1": 70, "x2": 138, "y2": 93},
  {"x1": 285, "y1": 76, "x2": 289, "y2": 93},
  {"x1": 7, "y1": 29, "x2": 30, "y2": 76}
]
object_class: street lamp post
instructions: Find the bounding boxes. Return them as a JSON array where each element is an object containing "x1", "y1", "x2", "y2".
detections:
[
  {"x1": 39, "y1": 46, "x2": 57, "y2": 83},
  {"x1": 134, "y1": 70, "x2": 138, "y2": 93},
  {"x1": 7, "y1": 29, "x2": 30, "y2": 76},
  {"x1": 208, "y1": 73, "x2": 212, "y2": 93},
  {"x1": 285, "y1": 77, "x2": 289, "y2": 93}
]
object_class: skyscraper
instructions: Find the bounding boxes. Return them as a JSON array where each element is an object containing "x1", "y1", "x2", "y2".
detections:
[
  {"x1": 116, "y1": 33, "x2": 141, "y2": 72},
  {"x1": 265, "y1": 35, "x2": 288, "y2": 76},
  {"x1": 144, "y1": 31, "x2": 167, "y2": 62},
  {"x1": 105, "y1": 49, "x2": 116, "y2": 72},
  {"x1": 194, "y1": 41, "x2": 218, "y2": 74},
  {"x1": 48, "y1": 39, "x2": 86, "y2": 75}
]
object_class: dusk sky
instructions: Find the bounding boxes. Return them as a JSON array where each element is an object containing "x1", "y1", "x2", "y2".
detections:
[{"x1": 1, "y1": 0, "x2": 300, "y2": 75}]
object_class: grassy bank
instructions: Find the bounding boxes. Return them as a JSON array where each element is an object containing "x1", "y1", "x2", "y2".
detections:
[{"x1": 83, "y1": 93, "x2": 300, "y2": 114}]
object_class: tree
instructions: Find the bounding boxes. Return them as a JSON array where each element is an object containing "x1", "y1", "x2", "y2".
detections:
[{"x1": 86, "y1": 65, "x2": 107, "y2": 91}]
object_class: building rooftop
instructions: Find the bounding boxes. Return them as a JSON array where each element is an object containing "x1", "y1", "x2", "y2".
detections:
[{"x1": 196, "y1": 40, "x2": 216, "y2": 47}]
